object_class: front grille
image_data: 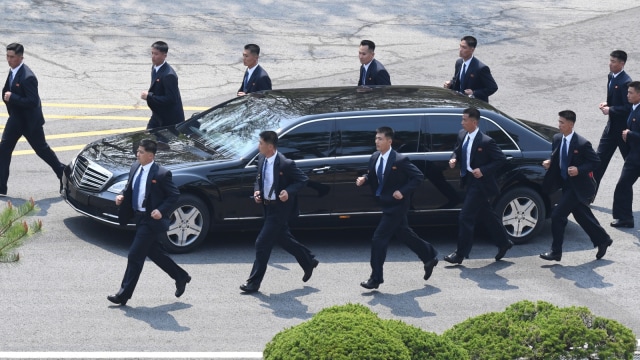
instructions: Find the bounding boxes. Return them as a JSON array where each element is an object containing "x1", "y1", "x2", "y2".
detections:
[{"x1": 72, "y1": 156, "x2": 113, "y2": 192}]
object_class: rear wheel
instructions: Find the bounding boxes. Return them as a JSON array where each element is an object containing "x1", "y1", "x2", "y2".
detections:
[
  {"x1": 163, "y1": 194, "x2": 210, "y2": 253},
  {"x1": 494, "y1": 187, "x2": 545, "y2": 245}
]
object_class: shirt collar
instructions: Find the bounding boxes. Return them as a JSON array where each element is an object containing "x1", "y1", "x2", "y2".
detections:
[
  {"x1": 154, "y1": 62, "x2": 165, "y2": 72},
  {"x1": 11, "y1": 63, "x2": 23, "y2": 75}
]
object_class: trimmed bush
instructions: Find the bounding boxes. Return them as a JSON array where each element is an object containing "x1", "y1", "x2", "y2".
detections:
[
  {"x1": 443, "y1": 300, "x2": 636, "y2": 360},
  {"x1": 263, "y1": 303, "x2": 468, "y2": 360}
]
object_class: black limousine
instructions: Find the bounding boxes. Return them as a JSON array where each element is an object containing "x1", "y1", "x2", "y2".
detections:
[{"x1": 62, "y1": 86, "x2": 560, "y2": 253}]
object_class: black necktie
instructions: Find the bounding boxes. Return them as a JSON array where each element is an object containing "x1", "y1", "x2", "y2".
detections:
[
  {"x1": 459, "y1": 63, "x2": 467, "y2": 90},
  {"x1": 243, "y1": 71, "x2": 249, "y2": 92},
  {"x1": 628, "y1": 108, "x2": 635, "y2": 128},
  {"x1": 132, "y1": 167, "x2": 144, "y2": 211},
  {"x1": 375, "y1": 157, "x2": 384, "y2": 196},
  {"x1": 360, "y1": 66, "x2": 366, "y2": 85},
  {"x1": 460, "y1": 135, "x2": 470, "y2": 176},
  {"x1": 8, "y1": 71, "x2": 14, "y2": 86},
  {"x1": 560, "y1": 137, "x2": 568, "y2": 180}
]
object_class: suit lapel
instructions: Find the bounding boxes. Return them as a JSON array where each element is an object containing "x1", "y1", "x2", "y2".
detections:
[
  {"x1": 567, "y1": 135, "x2": 578, "y2": 165},
  {"x1": 383, "y1": 150, "x2": 395, "y2": 180},
  {"x1": 271, "y1": 154, "x2": 280, "y2": 195},
  {"x1": 144, "y1": 163, "x2": 159, "y2": 202}
]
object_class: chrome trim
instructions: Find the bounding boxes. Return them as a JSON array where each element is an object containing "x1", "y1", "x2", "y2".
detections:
[
  {"x1": 71, "y1": 156, "x2": 113, "y2": 192},
  {"x1": 64, "y1": 197, "x2": 135, "y2": 228}
]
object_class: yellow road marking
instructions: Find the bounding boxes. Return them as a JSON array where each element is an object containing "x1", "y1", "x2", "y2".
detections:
[
  {"x1": 41, "y1": 103, "x2": 209, "y2": 111},
  {"x1": 18, "y1": 127, "x2": 146, "y2": 142},
  {"x1": 14, "y1": 144, "x2": 86, "y2": 155}
]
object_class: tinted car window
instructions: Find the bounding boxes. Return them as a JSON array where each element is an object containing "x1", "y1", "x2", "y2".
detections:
[
  {"x1": 338, "y1": 115, "x2": 421, "y2": 156},
  {"x1": 427, "y1": 114, "x2": 460, "y2": 152},
  {"x1": 479, "y1": 117, "x2": 518, "y2": 150},
  {"x1": 279, "y1": 120, "x2": 334, "y2": 160}
]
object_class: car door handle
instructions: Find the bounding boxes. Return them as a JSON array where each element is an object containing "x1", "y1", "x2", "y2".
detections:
[
  {"x1": 505, "y1": 155, "x2": 514, "y2": 160},
  {"x1": 312, "y1": 166, "x2": 331, "y2": 173}
]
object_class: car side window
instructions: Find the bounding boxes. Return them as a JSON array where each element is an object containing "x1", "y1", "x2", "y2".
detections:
[
  {"x1": 426, "y1": 114, "x2": 460, "y2": 152},
  {"x1": 338, "y1": 115, "x2": 421, "y2": 156},
  {"x1": 278, "y1": 120, "x2": 334, "y2": 160},
  {"x1": 479, "y1": 118, "x2": 518, "y2": 150}
]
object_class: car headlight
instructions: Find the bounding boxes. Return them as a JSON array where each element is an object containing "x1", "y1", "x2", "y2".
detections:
[{"x1": 106, "y1": 180, "x2": 128, "y2": 194}]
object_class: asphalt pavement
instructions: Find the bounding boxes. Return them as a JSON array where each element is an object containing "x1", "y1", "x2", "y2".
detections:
[{"x1": 1, "y1": 1, "x2": 640, "y2": 358}]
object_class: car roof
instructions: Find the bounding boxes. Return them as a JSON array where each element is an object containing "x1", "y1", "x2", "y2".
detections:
[{"x1": 247, "y1": 86, "x2": 499, "y2": 116}]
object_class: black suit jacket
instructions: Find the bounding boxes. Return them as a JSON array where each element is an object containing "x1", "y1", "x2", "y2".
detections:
[
  {"x1": 606, "y1": 70, "x2": 632, "y2": 126},
  {"x1": 2, "y1": 64, "x2": 45, "y2": 130},
  {"x1": 254, "y1": 152, "x2": 308, "y2": 218},
  {"x1": 448, "y1": 57, "x2": 498, "y2": 102},
  {"x1": 239, "y1": 64, "x2": 272, "y2": 93},
  {"x1": 542, "y1": 132, "x2": 599, "y2": 205},
  {"x1": 364, "y1": 150, "x2": 422, "y2": 214},
  {"x1": 146, "y1": 62, "x2": 185, "y2": 128},
  {"x1": 358, "y1": 59, "x2": 391, "y2": 86},
  {"x1": 624, "y1": 105, "x2": 640, "y2": 166},
  {"x1": 451, "y1": 129, "x2": 506, "y2": 197},
  {"x1": 118, "y1": 161, "x2": 180, "y2": 232}
]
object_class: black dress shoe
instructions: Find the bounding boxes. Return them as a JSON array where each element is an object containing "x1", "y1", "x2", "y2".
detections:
[
  {"x1": 360, "y1": 278, "x2": 382, "y2": 290},
  {"x1": 539, "y1": 252, "x2": 562, "y2": 261},
  {"x1": 423, "y1": 257, "x2": 438, "y2": 280},
  {"x1": 495, "y1": 240, "x2": 514, "y2": 261},
  {"x1": 302, "y1": 259, "x2": 319, "y2": 282},
  {"x1": 443, "y1": 252, "x2": 464, "y2": 265},
  {"x1": 610, "y1": 219, "x2": 634, "y2": 228},
  {"x1": 175, "y1": 275, "x2": 191, "y2": 297},
  {"x1": 240, "y1": 281, "x2": 260, "y2": 293},
  {"x1": 596, "y1": 239, "x2": 613, "y2": 260},
  {"x1": 107, "y1": 294, "x2": 128, "y2": 306}
]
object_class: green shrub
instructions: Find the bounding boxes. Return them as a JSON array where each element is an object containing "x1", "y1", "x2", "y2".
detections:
[
  {"x1": 263, "y1": 303, "x2": 468, "y2": 360},
  {"x1": 443, "y1": 300, "x2": 636, "y2": 360}
]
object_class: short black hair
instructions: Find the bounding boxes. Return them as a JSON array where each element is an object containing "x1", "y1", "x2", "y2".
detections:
[
  {"x1": 139, "y1": 139, "x2": 158, "y2": 154},
  {"x1": 244, "y1": 44, "x2": 260, "y2": 56},
  {"x1": 376, "y1": 126, "x2": 394, "y2": 140},
  {"x1": 610, "y1": 50, "x2": 627, "y2": 63},
  {"x1": 463, "y1": 107, "x2": 481, "y2": 120},
  {"x1": 461, "y1": 36, "x2": 477, "y2": 49},
  {"x1": 151, "y1": 41, "x2": 169, "y2": 54},
  {"x1": 259, "y1": 130, "x2": 278, "y2": 147},
  {"x1": 360, "y1": 40, "x2": 375, "y2": 52},
  {"x1": 6, "y1": 43, "x2": 24, "y2": 56},
  {"x1": 628, "y1": 81, "x2": 640, "y2": 93},
  {"x1": 558, "y1": 110, "x2": 577, "y2": 123}
]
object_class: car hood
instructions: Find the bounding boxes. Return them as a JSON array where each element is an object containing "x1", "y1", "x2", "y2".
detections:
[
  {"x1": 77, "y1": 127, "x2": 230, "y2": 173},
  {"x1": 518, "y1": 119, "x2": 558, "y2": 142}
]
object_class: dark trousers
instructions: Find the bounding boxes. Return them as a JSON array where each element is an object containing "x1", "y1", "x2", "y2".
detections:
[
  {"x1": 247, "y1": 202, "x2": 315, "y2": 285},
  {"x1": 369, "y1": 207, "x2": 437, "y2": 283},
  {"x1": 550, "y1": 184, "x2": 611, "y2": 253},
  {"x1": 594, "y1": 122, "x2": 629, "y2": 184},
  {"x1": 0, "y1": 118, "x2": 64, "y2": 193},
  {"x1": 117, "y1": 215, "x2": 189, "y2": 300},
  {"x1": 612, "y1": 161, "x2": 640, "y2": 222},
  {"x1": 457, "y1": 178, "x2": 509, "y2": 258}
]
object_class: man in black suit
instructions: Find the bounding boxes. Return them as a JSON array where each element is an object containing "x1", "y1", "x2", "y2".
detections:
[
  {"x1": 141, "y1": 41, "x2": 184, "y2": 129},
  {"x1": 611, "y1": 81, "x2": 640, "y2": 228},
  {"x1": 444, "y1": 107, "x2": 513, "y2": 265},
  {"x1": 240, "y1": 131, "x2": 318, "y2": 293},
  {"x1": 108, "y1": 139, "x2": 191, "y2": 306},
  {"x1": 237, "y1": 44, "x2": 272, "y2": 96},
  {"x1": 357, "y1": 40, "x2": 391, "y2": 86},
  {"x1": 0, "y1": 43, "x2": 65, "y2": 196},
  {"x1": 443, "y1": 36, "x2": 498, "y2": 103},
  {"x1": 540, "y1": 110, "x2": 613, "y2": 262},
  {"x1": 594, "y1": 50, "x2": 632, "y2": 186},
  {"x1": 355, "y1": 126, "x2": 438, "y2": 289}
]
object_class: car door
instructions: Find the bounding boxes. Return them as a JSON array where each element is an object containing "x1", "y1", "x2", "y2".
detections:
[
  {"x1": 331, "y1": 114, "x2": 423, "y2": 215},
  {"x1": 277, "y1": 119, "x2": 336, "y2": 216}
]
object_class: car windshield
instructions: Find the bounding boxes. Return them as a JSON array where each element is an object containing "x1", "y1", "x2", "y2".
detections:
[{"x1": 177, "y1": 93, "x2": 309, "y2": 158}]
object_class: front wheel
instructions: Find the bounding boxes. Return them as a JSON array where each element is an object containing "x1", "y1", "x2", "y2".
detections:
[
  {"x1": 494, "y1": 187, "x2": 546, "y2": 245},
  {"x1": 162, "y1": 194, "x2": 211, "y2": 253}
]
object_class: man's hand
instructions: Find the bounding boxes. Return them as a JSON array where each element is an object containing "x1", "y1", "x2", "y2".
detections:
[
  {"x1": 356, "y1": 176, "x2": 366, "y2": 186},
  {"x1": 471, "y1": 168, "x2": 483, "y2": 178},
  {"x1": 567, "y1": 166, "x2": 579, "y2": 177},
  {"x1": 392, "y1": 190, "x2": 403, "y2": 200},
  {"x1": 542, "y1": 159, "x2": 550, "y2": 170},
  {"x1": 449, "y1": 158, "x2": 457, "y2": 168},
  {"x1": 278, "y1": 190, "x2": 289, "y2": 202},
  {"x1": 622, "y1": 129, "x2": 630, "y2": 142},
  {"x1": 254, "y1": 190, "x2": 262, "y2": 204},
  {"x1": 3, "y1": 91, "x2": 11, "y2": 102},
  {"x1": 115, "y1": 194, "x2": 124, "y2": 205},
  {"x1": 141, "y1": 91, "x2": 148, "y2": 100},
  {"x1": 151, "y1": 209, "x2": 162, "y2": 220}
]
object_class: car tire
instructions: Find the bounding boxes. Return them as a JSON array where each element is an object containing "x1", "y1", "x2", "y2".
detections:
[
  {"x1": 163, "y1": 194, "x2": 210, "y2": 254},
  {"x1": 494, "y1": 187, "x2": 546, "y2": 245}
]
